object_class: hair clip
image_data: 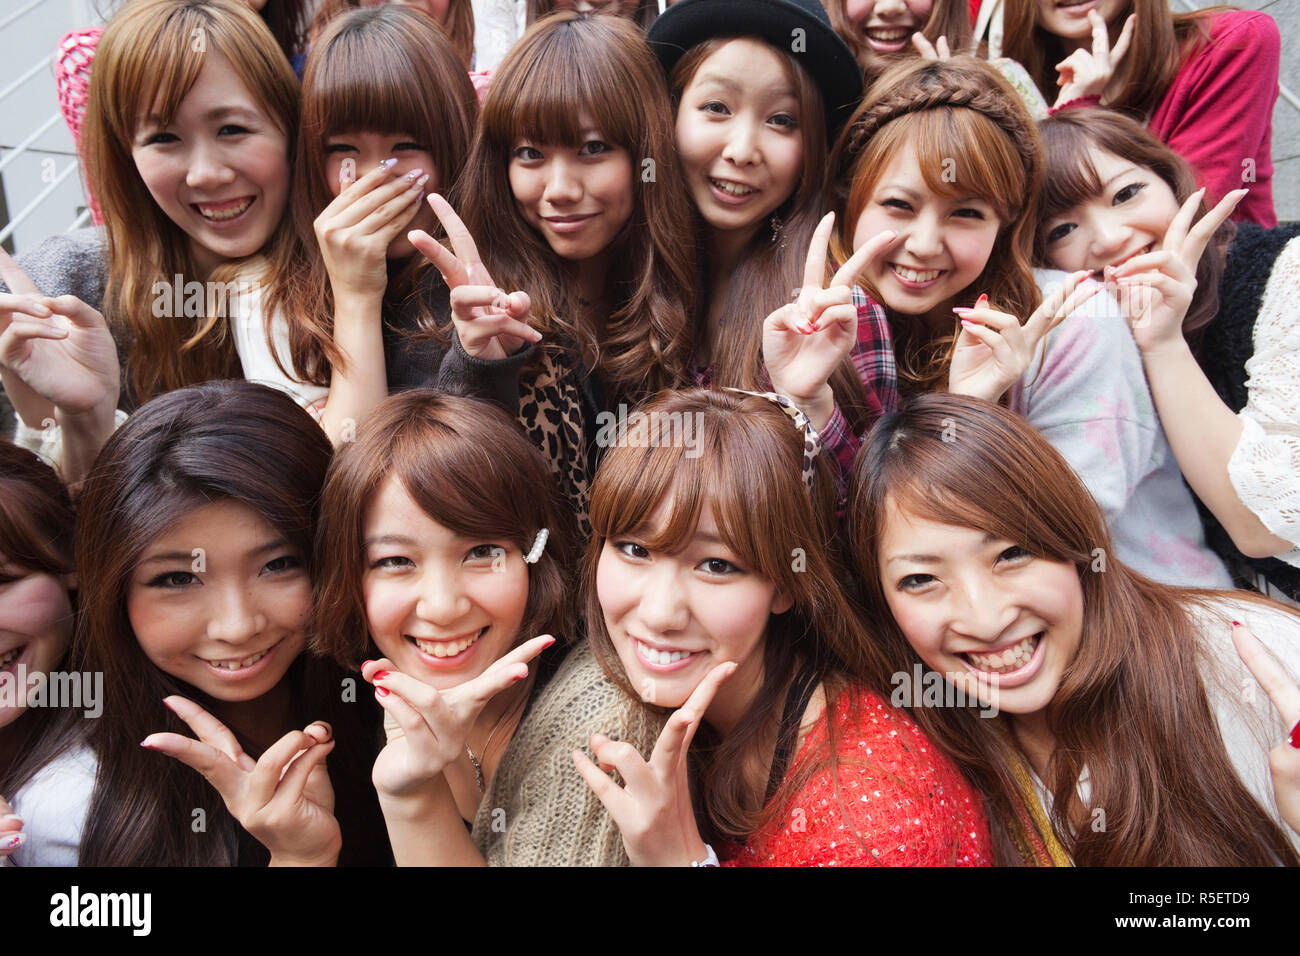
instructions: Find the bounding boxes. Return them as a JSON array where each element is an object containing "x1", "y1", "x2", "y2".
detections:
[
  {"x1": 722, "y1": 388, "x2": 822, "y2": 494},
  {"x1": 523, "y1": 528, "x2": 549, "y2": 564}
]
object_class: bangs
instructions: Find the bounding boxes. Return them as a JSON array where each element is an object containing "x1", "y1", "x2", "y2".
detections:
[
  {"x1": 486, "y1": 22, "x2": 640, "y2": 151},
  {"x1": 114, "y1": 28, "x2": 206, "y2": 136},
  {"x1": 590, "y1": 439, "x2": 709, "y2": 555},
  {"x1": 908, "y1": 109, "x2": 1027, "y2": 219},
  {"x1": 1040, "y1": 124, "x2": 1104, "y2": 222}
]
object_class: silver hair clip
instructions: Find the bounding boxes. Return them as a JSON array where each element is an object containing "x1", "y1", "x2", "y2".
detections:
[
  {"x1": 523, "y1": 528, "x2": 549, "y2": 564},
  {"x1": 722, "y1": 388, "x2": 822, "y2": 494}
]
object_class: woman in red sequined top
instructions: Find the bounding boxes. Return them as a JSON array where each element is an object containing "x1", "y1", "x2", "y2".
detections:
[{"x1": 571, "y1": 387, "x2": 993, "y2": 866}]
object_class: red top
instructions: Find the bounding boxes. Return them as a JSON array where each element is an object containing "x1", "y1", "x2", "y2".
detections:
[{"x1": 719, "y1": 687, "x2": 993, "y2": 866}]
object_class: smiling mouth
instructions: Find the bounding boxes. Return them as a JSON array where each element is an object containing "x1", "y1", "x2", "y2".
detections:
[
  {"x1": 201, "y1": 640, "x2": 278, "y2": 672},
  {"x1": 709, "y1": 178, "x2": 757, "y2": 198},
  {"x1": 0, "y1": 645, "x2": 26, "y2": 670},
  {"x1": 194, "y1": 197, "x2": 253, "y2": 222},
  {"x1": 866, "y1": 27, "x2": 911, "y2": 41},
  {"x1": 635, "y1": 639, "x2": 699, "y2": 667},
  {"x1": 891, "y1": 264, "x2": 944, "y2": 284},
  {"x1": 962, "y1": 633, "x2": 1042, "y2": 675},
  {"x1": 408, "y1": 627, "x2": 487, "y2": 659}
]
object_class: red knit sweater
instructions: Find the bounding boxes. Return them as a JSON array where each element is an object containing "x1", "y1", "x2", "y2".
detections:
[{"x1": 720, "y1": 688, "x2": 993, "y2": 866}]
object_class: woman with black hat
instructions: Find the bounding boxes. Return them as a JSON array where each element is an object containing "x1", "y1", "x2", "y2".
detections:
[{"x1": 648, "y1": 0, "x2": 896, "y2": 503}]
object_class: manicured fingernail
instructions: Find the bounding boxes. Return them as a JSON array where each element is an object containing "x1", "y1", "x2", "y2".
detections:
[
  {"x1": 416, "y1": 190, "x2": 425, "y2": 204},
  {"x1": 953, "y1": 307, "x2": 972, "y2": 315},
  {"x1": 362, "y1": 659, "x2": 374, "y2": 668},
  {"x1": 373, "y1": 670, "x2": 390, "y2": 681},
  {"x1": 414, "y1": 173, "x2": 430, "y2": 189},
  {"x1": 5, "y1": 834, "x2": 23, "y2": 849},
  {"x1": 404, "y1": 167, "x2": 424, "y2": 182},
  {"x1": 976, "y1": 294, "x2": 988, "y2": 305},
  {"x1": 1231, "y1": 621, "x2": 1241, "y2": 628},
  {"x1": 375, "y1": 686, "x2": 389, "y2": 698},
  {"x1": 379, "y1": 158, "x2": 398, "y2": 170},
  {"x1": 960, "y1": 319, "x2": 977, "y2": 328}
]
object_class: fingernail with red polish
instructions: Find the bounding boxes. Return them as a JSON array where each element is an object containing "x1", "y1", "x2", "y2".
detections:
[
  {"x1": 375, "y1": 686, "x2": 390, "y2": 698},
  {"x1": 373, "y1": 670, "x2": 390, "y2": 681}
]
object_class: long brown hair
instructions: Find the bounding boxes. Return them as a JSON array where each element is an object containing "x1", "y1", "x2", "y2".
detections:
[
  {"x1": 312, "y1": 389, "x2": 576, "y2": 669},
  {"x1": 310, "y1": 0, "x2": 476, "y2": 69},
  {"x1": 459, "y1": 11, "x2": 696, "y2": 400},
  {"x1": 847, "y1": 393, "x2": 1300, "y2": 866},
  {"x1": 830, "y1": 57, "x2": 1042, "y2": 396},
  {"x1": 82, "y1": 0, "x2": 300, "y2": 406},
  {"x1": 275, "y1": 5, "x2": 478, "y2": 384},
  {"x1": 824, "y1": 0, "x2": 973, "y2": 81},
  {"x1": 64, "y1": 381, "x2": 364, "y2": 866},
  {"x1": 1002, "y1": 0, "x2": 1218, "y2": 118},
  {"x1": 1036, "y1": 109, "x2": 1231, "y2": 354},
  {"x1": 584, "y1": 388, "x2": 897, "y2": 843},
  {"x1": 0, "y1": 444, "x2": 78, "y2": 800}
]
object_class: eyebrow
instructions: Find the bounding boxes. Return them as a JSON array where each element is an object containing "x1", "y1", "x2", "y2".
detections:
[
  {"x1": 137, "y1": 539, "x2": 290, "y2": 566},
  {"x1": 1101, "y1": 165, "x2": 1141, "y2": 188},
  {"x1": 364, "y1": 534, "x2": 417, "y2": 549},
  {"x1": 886, "y1": 532, "x2": 1000, "y2": 565},
  {"x1": 692, "y1": 72, "x2": 797, "y2": 102},
  {"x1": 142, "y1": 106, "x2": 261, "y2": 128}
]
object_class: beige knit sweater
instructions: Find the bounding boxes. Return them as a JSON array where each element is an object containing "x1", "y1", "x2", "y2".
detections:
[{"x1": 470, "y1": 641, "x2": 666, "y2": 866}]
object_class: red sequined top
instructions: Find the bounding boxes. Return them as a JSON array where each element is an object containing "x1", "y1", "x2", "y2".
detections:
[{"x1": 720, "y1": 687, "x2": 993, "y2": 866}]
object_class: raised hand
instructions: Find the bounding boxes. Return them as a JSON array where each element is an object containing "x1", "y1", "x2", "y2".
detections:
[
  {"x1": 762, "y1": 212, "x2": 895, "y2": 430},
  {"x1": 573, "y1": 661, "x2": 736, "y2": 867},
  {"x1": 1054, "y1": 11, "x2": 1135, "y2": 106},
  {"x1": 363, "y1": 635, "x2": 555, "y2": 798},
  {"x1": 1109, "y1": 187, "x2": 1246, "y2": 355},
  {"x1": 140, "y1": 696, "x2": 340, "y2": 866},
  {"x1": 1231, "y1": 622, "x2": 1300, "y2": 836},
  {"x1": 948, "y1": 271, "x2": 1098, "y2": 402},
  {"x1": 407, "y1": 193, "x2": 540, "y2": 360},
  {"x1": 912, "y1": 33, "x2": 953, "y2": 61},
  {"x1": 0, "y1": 793, "x2": 23, "y2": 859},
  {"x1": 0, "y1": 293, "x2": 119, "y2": 417},
  {"x1": 315, "y1": 159, "x2": 429, "y2": 302}
]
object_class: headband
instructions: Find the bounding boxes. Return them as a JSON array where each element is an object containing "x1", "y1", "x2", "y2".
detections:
[{"x1": 723, "y1": 388, "x2": 822, "y2": 494}]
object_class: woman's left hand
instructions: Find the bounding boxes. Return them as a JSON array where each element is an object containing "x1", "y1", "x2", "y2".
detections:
[
  {"x1": 1109, "y1": 187, "x2": 1245, "y2": 355},
  {"x1": 572, "y1": 661, "x2": 735, "y2": 866},
  {"x1": 763, "y1": 212, "x2": 895, "y2": 430},
  {"x1": 1231, "y1": 622, "x2": 1300, "y2": 836},
  {"x1": 948, "y1": 270, "x2": 1097, "y2": 402},
  {"x1": 1053, "y1": 11, "x2": 1135, "y2": 106}
]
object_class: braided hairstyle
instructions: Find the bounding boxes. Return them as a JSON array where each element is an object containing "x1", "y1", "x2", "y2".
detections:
[{"x1": 830, "y1": 57, "x2": 1042, "y2": 397}]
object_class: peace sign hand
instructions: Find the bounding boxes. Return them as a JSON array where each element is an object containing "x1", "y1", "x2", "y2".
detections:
[
  {"x1": 1232, "y1": 622, "x2": 1300, "y2": 836},
  {"x1": 912, "y1": 33, "x2": 953, "y2": 61},
  {"x1": 408, "y1": 193, "x2": 540, "y2": 360},
  {"x1": 1054, "y1": 11, "x2": 1135, "y2": 106},
  {"x1": 949, "y1": 270, "x2": 1098, "y2": 402},
  {"x1": 573, "y1": 661, "x2": 736, "y2": 866},
  {"x1": 1109, "y1": 187, "x2": 1245, "y2": 355},
  {"x1": 140, "y1": 696, "x2": 341, "y2": 867},
  {"x1": 363, "y1": 635, "x2": 555, "y2": 799},
  {"x1": 763, "y1": 212, "x2": 895, "y2": 430}
]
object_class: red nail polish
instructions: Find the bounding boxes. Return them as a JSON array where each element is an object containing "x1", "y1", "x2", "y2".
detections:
[
  {"x1": 1231, "y1": 621, "x2": 1241, "y2": 628},
  {"x1": 375, "y1": 686, "x2": 390, "y2": 698},
  {"x1": 362, "y1": 659, "x2": 374, "y2": 669},
  {"x1": 374, "y1": 670, "x2": 390, "y2": 680}
]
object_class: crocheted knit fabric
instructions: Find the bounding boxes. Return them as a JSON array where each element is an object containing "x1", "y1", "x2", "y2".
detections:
[
  {"x1": 470, "y1": 642, "x2": 666, "y2": 866},
  {"x1": 720, "y1": 687, "x2": 993, "y2": 866},
  {"x1": 55, "y1": 27, "x2": 103, "y2": 225}
]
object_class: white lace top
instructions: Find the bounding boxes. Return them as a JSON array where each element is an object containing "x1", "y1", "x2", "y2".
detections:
[
  {"x1": 471, "y1": 0, "x2": 525, "y2": 72},
  {"x1": 1226, "y1": 236, "x2": 1300, "y2": 567}
]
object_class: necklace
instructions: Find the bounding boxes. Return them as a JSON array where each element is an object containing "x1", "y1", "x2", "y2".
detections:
[{"x1": 462, "y1": 677, "x2": 531, "y2": 793}]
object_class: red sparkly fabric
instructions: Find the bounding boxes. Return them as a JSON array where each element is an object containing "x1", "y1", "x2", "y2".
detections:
[{"x1": 719, "y1": 687, "x2": 993, "y2": 867}]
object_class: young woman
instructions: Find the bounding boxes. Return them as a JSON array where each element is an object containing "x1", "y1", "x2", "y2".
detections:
[
  {"x1": 8, "y1": 381, "x2": 387, "y2": 866},
  {"x1": 2, "y1": 0, "x2": 301, "y2": 471},
  {"x1": 412, "y1": 11, "x2": 695, "y2": 530},
  {"x1": 0, "y1": 444, "x2": 78, "y2": 864},
  {"x1": 258, "y1": 4, "x2": 479, "y2": 443},
  {"x1": 647, "y1": 0, "x2": 896, "y2": 497},
  {"x1": 1037, "y1": 109, "x2": 1299, "y2": 605},
  {"x1": 826, "y1": 0, "x2": 972, "y2": 80},
  {"x1": 311, "y1": 389, "x2": 661, "y2": 865},
  {"x1": 847, "y1": 393, "x2": 1300, "y2": 864},
  {"x1": 574, "y1": 388, "x2": 993, "y2": 866},
  {"x1": 1002, "y1": 0, "x2": 1279, "y2": 226},
  {"x1": 830, "y1": 56, "x2": 1230, "y2": 589}
]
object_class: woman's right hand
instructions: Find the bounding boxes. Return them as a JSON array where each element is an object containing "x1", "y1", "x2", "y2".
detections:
[
  {"x1": 141, "y1": 696, "x2": 341, "y2": 867},
  {"x1": 314, "y1": 159, "x2": 428, "y2": 304},
  {"x1": 0, "y1": 794, "x2": 23, "y2": 859},
  {"x1": 408, "y1": 193, "x2": 540, "y2": 360},
  {"x1": 1053, "y1": 11, "x2": 1135, "y2": 107}
]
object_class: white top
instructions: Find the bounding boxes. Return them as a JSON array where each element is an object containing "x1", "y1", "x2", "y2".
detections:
[
  {"x1": 471, "y1": 0, "x2": 525, "y2": 72},
  {"x1": 227, "y1": 269, "x2": 329, "y2": 419},
  {"x1": 5, "y1": 741, "x2": 97, "y2": 867},
  {"x1": 1226, "y1": 236, "x2": 1300, "y2": 567}
]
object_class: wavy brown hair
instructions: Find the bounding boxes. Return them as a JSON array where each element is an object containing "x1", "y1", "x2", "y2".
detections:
[
  {"x1": 1003, "y1": 0, "x2": 1220, "y2": 118},
  {"x1": 311, "y1": 0, "x2": 475, "y2": 68},
  {"x1": 0, "y1": 444, "x2": 78, "y2": 801},
  {"x1": 847, "y1": 393, "x2": 1300, "y2": 866},
  {"x1": 274, "y1": 5, "x2": 478, "y2": 384},
  {"x1": 312, "y1": 390, "x2": 576, "y2": 669},
  {"x1": 584, "y1": 388, "x2": 912, "y2": 846},
  {"x1": 824, "y1": 0, "x2": 973, "y2": 81},
  {"x1": 459, "y1": 11, "x2": 696, "y2": 400},
  {"x1": 1036, "y1": 109, "x2": 1231, "y2": 355},
  {"x1": 82, "y1": 0, "x2": 300, "y2": 406},
  {"x1": 831, "y1": 57, "x2": 1042, "y2": 397}
]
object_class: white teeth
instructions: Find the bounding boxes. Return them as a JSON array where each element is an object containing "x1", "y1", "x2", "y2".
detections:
[
  {"x1": 893, "y1": 265, "x2": 942, "y2": 283},
  {"x1": 710, "y1": 178, "x2": 755, "y2": 197},
  {"x1": 206, "y1": 645, "x2": 272, "y2": 671},
  {"x1": 636, "y1": 640, "x2": 693, "y2": 666},
  {"x1": 965, "y1": 633, "x2": 1040, "y2": 675},
  {"x1": 868, "y1": 28, "x2": 909, "y2": 40},
  {"x1": 413, "y1": 629, "x2": 483, "y2": 659},
  {"x1": 0, "y1": 646, "x2": 24, "y2": 669},
  {"x1": 196, "y1": 198, "x2": 252, "y2": 221}
]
